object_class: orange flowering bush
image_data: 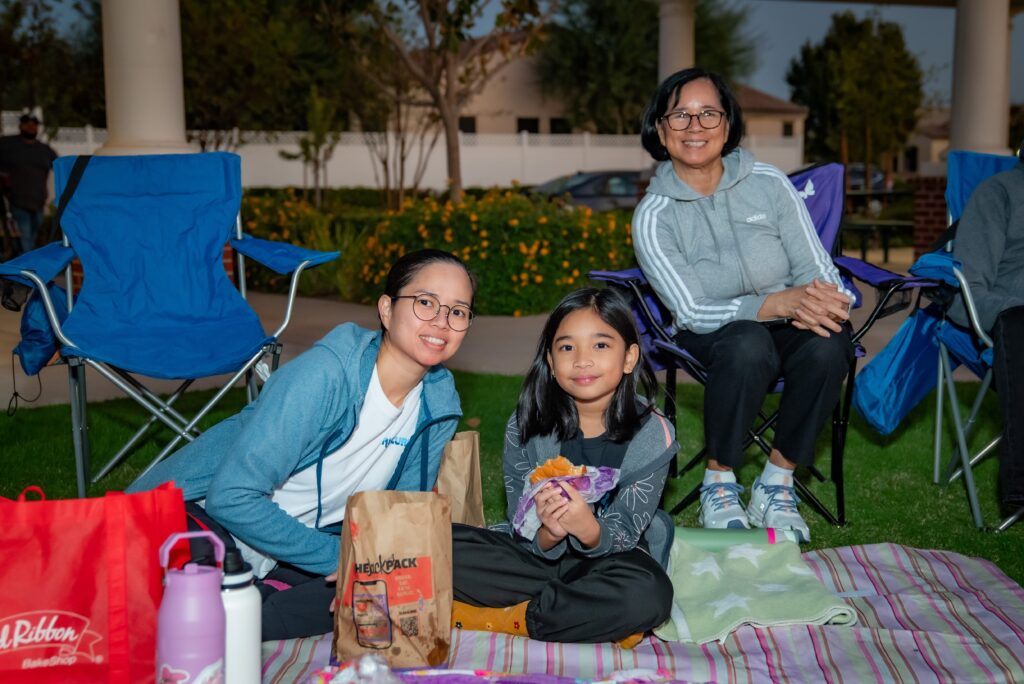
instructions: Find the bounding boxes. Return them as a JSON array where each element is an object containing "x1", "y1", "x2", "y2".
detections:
[
  {"x1": 239, "y1": 188, "x2": 637, "y2": 315},
  {"x1": 353, "y1": 189, "x2": 637, "y2": 315}
]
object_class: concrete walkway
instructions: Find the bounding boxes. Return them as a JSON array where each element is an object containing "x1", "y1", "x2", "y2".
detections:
[{"x1": 0, "y1": 247, "x2": 971, "y2": 409}]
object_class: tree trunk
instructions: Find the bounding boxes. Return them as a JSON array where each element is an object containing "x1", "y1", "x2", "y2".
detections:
[
  {"x1": 442, "y1": 51, "x2": 463, "y2": 204},
  {"x1": 441, "y1": 106, "x2": 462, "y2": 204}
]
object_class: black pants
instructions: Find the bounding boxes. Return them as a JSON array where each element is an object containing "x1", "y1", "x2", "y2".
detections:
[
  {"x1": 452, "y1": 524, "x2": 673, "y2": 643},
  {"x1": 992, "y1": 306, "x2": 1024, "y2": 506},
  {"x1": 676, "y1": 320, "x2": 854, "y2": 469},
  {"x1": 184, "y1": 503, "x2": 336, "y2": 641}
]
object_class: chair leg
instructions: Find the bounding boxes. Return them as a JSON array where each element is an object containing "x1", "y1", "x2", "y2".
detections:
[
  {"x1": 135, "y1": 347, "x2": 268, "y2": 480},
  {"x1": 664, "y1": 366, "x2": 677, "y2": 477},
  {"x1": 91, "y1": 380, "x2": 193, "y2": 483},
  {"x1": 940, "y1": 346, "x2": 985, "y2": 529},
  {"x1": 933, "y1": 351, "x2": 946, "y2": 485},
  {"x1": 67, "y1": 361, "x2": 89, "y2": 498},
  {"x1": 830, "y1": 362, "x2": 856, "y2": 526},
  {"x1": 996, "y1": 506, "x2": 1024, "y2": 533},
  {"x1": 669, "y1": 482, "x2": 702, "y2": 516}
]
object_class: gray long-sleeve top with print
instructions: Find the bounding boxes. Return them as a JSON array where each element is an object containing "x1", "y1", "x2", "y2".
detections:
[{"x1": 500, "y1": 408, "x2": 678, "y2": 568}]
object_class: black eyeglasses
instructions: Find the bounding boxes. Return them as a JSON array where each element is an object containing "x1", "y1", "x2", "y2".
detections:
[
  {"x1": 392, "y1": 293, "x2": 474, "y2": 331},
  {"x1": 659, "y1": 109, "x2": 725, "y2": 131}
]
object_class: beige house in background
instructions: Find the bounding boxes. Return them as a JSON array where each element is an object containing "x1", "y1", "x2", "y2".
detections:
[{"x1": 458, "y1": 55, "x2": 808, "y2": 171}]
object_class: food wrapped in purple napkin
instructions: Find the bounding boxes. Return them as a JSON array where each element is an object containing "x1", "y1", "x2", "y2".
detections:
[{"x1": 512, "y1": 465, "x2": 620, "y2": 539}]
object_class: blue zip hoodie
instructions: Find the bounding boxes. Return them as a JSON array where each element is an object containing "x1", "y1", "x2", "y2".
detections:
[{"x1": 128, "y1": 323, "x2": 462, "y2": 576}]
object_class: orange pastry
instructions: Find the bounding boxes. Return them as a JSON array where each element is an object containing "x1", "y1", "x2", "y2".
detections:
[{"x1": 529, "y1": 456, "x2": 587, "y2": 484}]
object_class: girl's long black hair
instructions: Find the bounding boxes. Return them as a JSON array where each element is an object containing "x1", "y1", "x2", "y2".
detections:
[{"x1": 516, "y1": 287, "x2": 659, "y2": 444}]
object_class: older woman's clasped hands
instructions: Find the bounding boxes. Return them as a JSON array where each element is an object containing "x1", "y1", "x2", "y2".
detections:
[{"x1": 762, "y1": 278, "x2": 851, "y2": 337}]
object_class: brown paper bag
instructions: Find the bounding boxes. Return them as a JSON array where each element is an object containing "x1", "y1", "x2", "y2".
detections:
[
  {"x1": 434, "y1": 430, "x2": 486, "y2": 527},
  {"x1": 334, "y1": 490, "x2": 453, "y2": 668}
]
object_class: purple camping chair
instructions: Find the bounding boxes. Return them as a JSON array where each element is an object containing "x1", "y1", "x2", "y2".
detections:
[{"x1": 592, "y1": 162, "x2": 933, "y2": 526}]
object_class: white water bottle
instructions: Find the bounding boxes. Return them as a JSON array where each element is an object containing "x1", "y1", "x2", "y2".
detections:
[{"x1": 221, "y1": 548, "x2": 262, "y2": 684}]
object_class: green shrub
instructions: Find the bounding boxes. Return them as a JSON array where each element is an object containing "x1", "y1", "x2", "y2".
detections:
[
  {"x1": 239, "y1": 187, "x2": 637, "y2": 315},
  {"x1": 354, "y1": 190, "x2": 637, "y2": 316}
]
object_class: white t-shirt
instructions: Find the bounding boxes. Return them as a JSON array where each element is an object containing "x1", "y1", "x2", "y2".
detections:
[{"x1": 241, "y1": 365, "x2": 422, "y2": 577}]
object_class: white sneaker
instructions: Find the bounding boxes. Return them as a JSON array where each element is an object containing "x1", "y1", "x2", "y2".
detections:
[
  {"x1": 746, "y1": 472, "x2": 810, "y2": 542},
  {"x1": 698, "y1": 472, "x2": 751, "y2": 530}
]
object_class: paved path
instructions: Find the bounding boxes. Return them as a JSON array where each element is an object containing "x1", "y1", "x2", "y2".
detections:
[{"x1": 0, "y1": 247, "x2": 972, "y2": 409}]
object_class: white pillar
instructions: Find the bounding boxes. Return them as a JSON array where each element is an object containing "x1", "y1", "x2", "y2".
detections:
[
  {"x1": 658, "y1": 0, "x2": 696, "y2": 83},
  {"x1": 96, "y1": 0, "x2": 194, "y2": 155},
  {"x1": 949, "y1": 0, "x2": 1011, "y2": 155}
]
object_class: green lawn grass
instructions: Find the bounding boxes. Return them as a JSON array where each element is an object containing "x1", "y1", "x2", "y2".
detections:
[{"x1": 2, "y1": 372, "x2": 1020, "y2": 584}]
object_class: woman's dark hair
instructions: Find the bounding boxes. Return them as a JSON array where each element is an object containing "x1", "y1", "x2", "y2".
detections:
[
  {"x1": 639, "y1": 67, "x2": 745, "y2": 162},
  {"x1": 381, "y1": 248, "x2": 477, "y2": 330},
  {"x1": 516, "y1": 287, "x2": 659, "y2": 444}
]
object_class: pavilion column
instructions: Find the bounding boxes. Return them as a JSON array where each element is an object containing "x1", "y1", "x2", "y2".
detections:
[
  {"x1": 96, "y1": 0, "x2": 194, "y2": 155},
  {"x1": 658, "y1": 0, "x2": 696, "y2": 83},
  {"x1": 949, "y1": 0, "x2": 1011, "y2": 155}
]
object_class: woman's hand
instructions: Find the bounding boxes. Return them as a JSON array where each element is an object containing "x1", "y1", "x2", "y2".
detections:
[
  {"x1": 534, "y1": 483, "x2": 569, "y2": 542},
  {"x1": 324, "y1": 571, "x2": 339, "y2": 612},
  {"x1": 760, "y1": 280, "x2": 850, "y2": 337},
  {"x1": 553, "y1": 483, "x2": 601, "y2": 549}
]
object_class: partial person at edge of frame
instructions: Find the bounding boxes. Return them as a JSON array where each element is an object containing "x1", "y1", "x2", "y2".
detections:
[
  {"x1": 949, "y1": 140, "x2": 1024, "y2": 519},
  {"x1": 632, "y1": 67, "x2": 855, "y2": 542}
]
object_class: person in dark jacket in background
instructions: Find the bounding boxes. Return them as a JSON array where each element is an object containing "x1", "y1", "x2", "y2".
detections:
[{"x1": 951, "y1": 141, "x2": 1024, "y2": 517}]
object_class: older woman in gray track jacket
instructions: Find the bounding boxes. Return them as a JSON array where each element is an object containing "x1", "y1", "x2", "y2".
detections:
[{"x1": 632, "y1": 68, "x2": 855, "y2": 542}]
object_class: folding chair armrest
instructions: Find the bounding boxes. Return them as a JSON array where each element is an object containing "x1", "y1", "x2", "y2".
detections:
[
  {"x1": 230, "y1": 235, "x2": 340, "y2": 275},
  {"x1": 835, "y1": 255, "x2": 942, "y2": 344},
  {"x1": 0, "y1": 242, "x2": 76, "y2": 288},
  {"x1": 588, "y1": 267, "x2": 646, "y2": 286}
]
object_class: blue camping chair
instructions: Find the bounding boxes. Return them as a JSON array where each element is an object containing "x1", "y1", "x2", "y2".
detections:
[
  {"x1": 592, "y1": 163, "x2": 933, "y2": 526},
  {"x1": 920, "y1": 148, "x2": 1021, "y2": 530},
  {"x1": 0, "y1": 153, "x2": 339, "y2": 497}
]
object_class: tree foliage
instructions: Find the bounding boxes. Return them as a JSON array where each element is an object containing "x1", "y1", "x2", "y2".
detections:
[
  {"x1": 366, "y1": 0, "x2": 552, "y2": 203},
  {"x1": 0, "y1": 0, "x2": 104, "y2": 128},
  {"x1": 180, "y1": 0, "x2": 344, "y2": 148},
  {"x1": 537, "y1": 0, "x2": 756, "y2": 134},
  {"x1": 787, "y1": 12, "x2": 923, "y2": 180}
]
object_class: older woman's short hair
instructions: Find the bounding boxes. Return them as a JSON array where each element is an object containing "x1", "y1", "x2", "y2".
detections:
[{"x1": 640, "y1": 68, "x2": 745, "y2": 162}]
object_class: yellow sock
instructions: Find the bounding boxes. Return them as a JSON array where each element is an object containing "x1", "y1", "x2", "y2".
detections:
[
  {"x1": 451, "y1": 600, "x2": 529, "y2": 637},
  {"x1": 615, "y1": 632, "x2": 645, "y2": 649}
]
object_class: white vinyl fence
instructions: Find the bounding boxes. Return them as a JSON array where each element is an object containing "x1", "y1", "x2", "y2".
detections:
[{"x1": 33, "y1": 124, "x2": 805, "y2": 189}]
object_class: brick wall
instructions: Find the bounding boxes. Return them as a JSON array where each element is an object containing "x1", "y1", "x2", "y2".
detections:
[{"x1": 911, "y1": 176, "x2": 948, "y2": 258}]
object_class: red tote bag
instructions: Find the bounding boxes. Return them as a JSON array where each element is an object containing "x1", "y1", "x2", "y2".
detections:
[{"x1": 0, "y1": 483, "x2": 186, "y2": 683}]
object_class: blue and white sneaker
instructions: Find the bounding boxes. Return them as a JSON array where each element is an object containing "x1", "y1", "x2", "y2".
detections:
[
  {"x1": 746, "y1": 472, "x2": 810, "y2": 542},
  {"x1": 698, "y1": 472, "x2": 751, "y2": 530}
]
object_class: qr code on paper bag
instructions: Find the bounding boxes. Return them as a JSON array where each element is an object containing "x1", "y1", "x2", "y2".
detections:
[{"x1": 399, "y1": 615, "x2": 419, "y2": 636}]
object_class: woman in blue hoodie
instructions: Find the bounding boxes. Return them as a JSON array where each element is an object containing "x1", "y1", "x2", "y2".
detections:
[
  {"x1": 632, "y1": 68, "x2": 855, "y2": 543},
  {"x1": 129, "y1": 249, "x2": 475, "y2": 640}
]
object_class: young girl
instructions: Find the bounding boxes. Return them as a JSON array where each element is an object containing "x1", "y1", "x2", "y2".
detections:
[
  {"x1": 452, "y1": 287, "x2": 677, "y2": 645},
  {"x1": 129, "y1": 249, "x2": 476, "y2": 641}
]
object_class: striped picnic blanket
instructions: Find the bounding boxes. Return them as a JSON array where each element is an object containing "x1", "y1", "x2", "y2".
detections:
[{"x1": 262, "y1": 543, "x2": 1024, "y2": 683}]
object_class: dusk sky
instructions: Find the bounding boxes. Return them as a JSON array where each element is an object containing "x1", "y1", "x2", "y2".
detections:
[
  {"x1": 733, "y1": 0, "x2": 1024, "y2": 105},
  {"x1": 52, "y1": 1, "x2": 1024, "y2": 106}
]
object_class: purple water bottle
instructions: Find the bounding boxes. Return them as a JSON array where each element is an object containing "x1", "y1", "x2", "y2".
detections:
[{"x1": 157, "y1": 531, "x2": 226, "y2": 684}]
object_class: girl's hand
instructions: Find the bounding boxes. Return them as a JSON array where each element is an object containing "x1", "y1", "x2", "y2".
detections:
[
  {"x1": 534, "y1": 483, "x2": 569, "y2": 540},
  {"x1": 555, "y1": 483, "x2": 601, "y2": 548}
]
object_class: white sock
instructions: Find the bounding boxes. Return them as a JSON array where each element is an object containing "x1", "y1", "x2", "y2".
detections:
[
  {"x1": 703, "y1": 468, "x2": 737, "y2": 486},
  {"x1": 761, "y1": 461, "x2": 795, "y2": 485}
]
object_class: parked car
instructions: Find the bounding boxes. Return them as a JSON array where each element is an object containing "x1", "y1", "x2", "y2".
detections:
[
  {"x1": 531, "y1": 170, "x2": 643, "y2": 211},
  {"x1": 846, "y1": 163, "x2": 887, "y2": 191}
]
